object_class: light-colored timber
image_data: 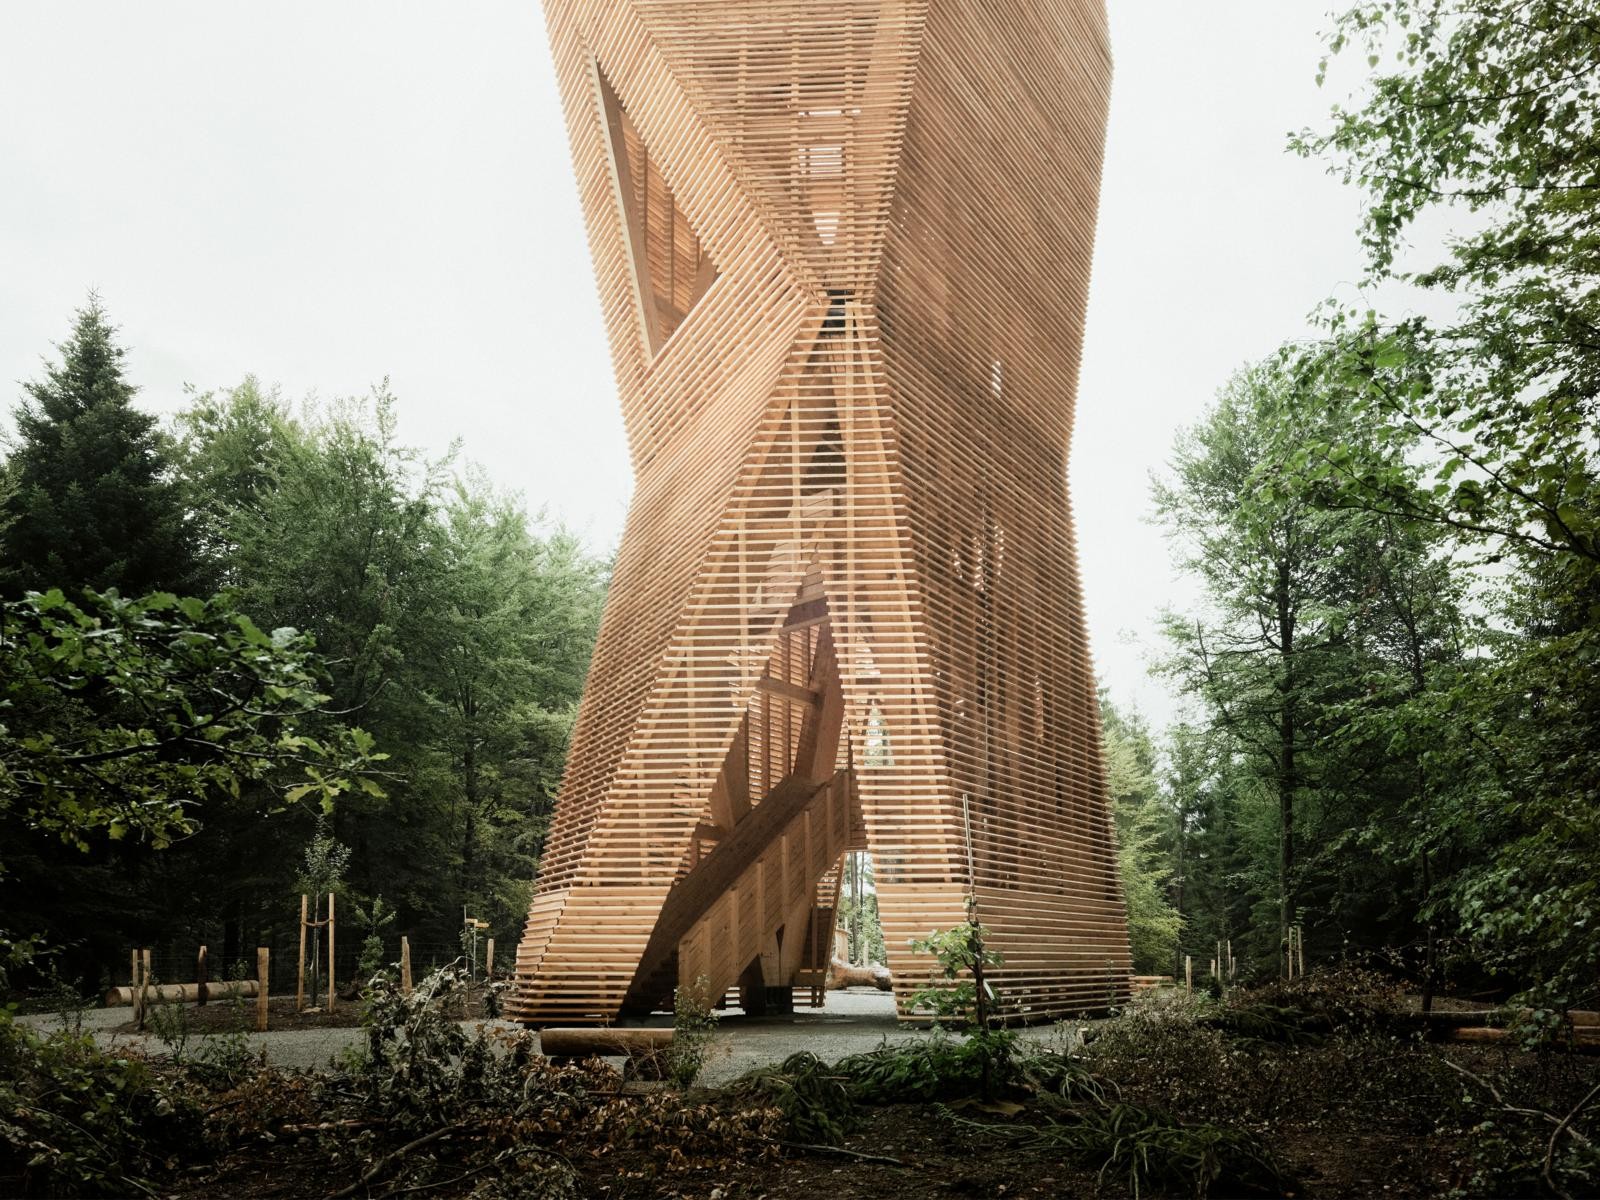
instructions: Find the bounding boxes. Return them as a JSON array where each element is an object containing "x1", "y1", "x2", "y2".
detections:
[
  {"x1": 513, "y1": 0, "x2": 1130, "y2": 1025},
  {"x1": 104, "y1": 980, "x2": 259, "y2": 1008}
]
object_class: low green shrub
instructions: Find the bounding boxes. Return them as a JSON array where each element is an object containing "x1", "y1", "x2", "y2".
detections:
[
  {"x1": 0, "y1": 1010, "x2": 203, "y2": 1196},
  {"x1": 732, "y1": 1051, "x2": 857, "y2": 1143},
  {"x1": 946, "y1": 1100, "x2": 1290, "y2": 1199},
  {"x1": 661, "y1": 976, "x2": 719, "y2": 1088}
]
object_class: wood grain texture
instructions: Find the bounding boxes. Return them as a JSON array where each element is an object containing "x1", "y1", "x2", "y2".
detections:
[{"x1": 511, "y1": 0, "x2": 1130, "y2": 1026}]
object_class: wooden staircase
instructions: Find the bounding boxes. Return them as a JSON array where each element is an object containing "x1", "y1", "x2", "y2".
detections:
[{"x1": 675, "y1": 769, "x2": 853, "y2": 1009}]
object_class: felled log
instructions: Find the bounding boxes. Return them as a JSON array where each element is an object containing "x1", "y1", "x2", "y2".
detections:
[
  {"x1": 1131, "y1": 975, "x2": 1174, "y2": 993},
  {"x1": 1445, "y1": 1024, "x2": 1600, "y2": 1053},
  {"x1": 826, "y1": 958, "x2": 893, "y2": 991},
  {"x1": 105, "y1": 980, "x2": 259, "y2": 1007},
  {"x1": 539, "y1": 1027, "x2": 674, "y2": 1057}
]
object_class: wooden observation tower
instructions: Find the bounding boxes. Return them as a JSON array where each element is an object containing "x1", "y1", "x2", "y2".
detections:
[{"x1": 511, "y1": 0, "x2": 1130, "y2": 1024}]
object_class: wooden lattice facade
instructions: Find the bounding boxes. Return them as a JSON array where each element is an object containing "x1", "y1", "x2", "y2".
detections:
[{"x1": 511, "y1": 0, "x2": 1130, "y2": 1025}]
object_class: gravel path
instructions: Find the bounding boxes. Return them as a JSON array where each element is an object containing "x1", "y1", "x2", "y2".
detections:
[{"x1": 18, "y1": 989, "x2": 1081, "y2": 1082}]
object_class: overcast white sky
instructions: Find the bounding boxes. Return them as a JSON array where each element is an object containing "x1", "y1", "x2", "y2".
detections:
[{"x1": 0, "y1": 2, "x2": 1376, "y2": 729}]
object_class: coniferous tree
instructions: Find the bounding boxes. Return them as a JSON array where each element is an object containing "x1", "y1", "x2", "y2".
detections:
[{"x1": 1, "y1": 298, "x2": 200, "y2": 597}]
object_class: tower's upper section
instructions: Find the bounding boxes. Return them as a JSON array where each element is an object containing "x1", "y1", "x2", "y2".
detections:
[{"x1": 545, "y1": 0, "x2": 1111, "y2": 462}]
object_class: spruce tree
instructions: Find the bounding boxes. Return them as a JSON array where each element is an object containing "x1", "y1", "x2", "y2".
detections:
[{"x1": 1, "y1": 297, "x2": 200, "y2": 597}]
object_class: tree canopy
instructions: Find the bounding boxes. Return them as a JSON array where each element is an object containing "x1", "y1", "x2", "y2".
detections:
[{"x1": 1, "y1": 298, "x2": 202, "y2": 598}]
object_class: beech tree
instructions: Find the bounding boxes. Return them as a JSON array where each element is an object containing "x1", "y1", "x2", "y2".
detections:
[
  {"x1": 1288, "y1": 0, "x2": 1600, "y2": 1012},
  {"x1": 0, "y1": 588, "x2": 384, "y2": 869}
]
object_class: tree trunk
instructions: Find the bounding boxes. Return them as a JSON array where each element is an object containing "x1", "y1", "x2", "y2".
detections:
[
  {"x1": 460, "y1": 695, "x2": 479, "y2": 923},
  {"x1": 1276, "y1": 559, "x2": 1296, "y2": 978}
]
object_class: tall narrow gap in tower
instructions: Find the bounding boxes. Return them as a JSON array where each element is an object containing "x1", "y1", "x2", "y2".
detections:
[{"x1": 592, "y1": 60, "x2": 719, "y2": 354}]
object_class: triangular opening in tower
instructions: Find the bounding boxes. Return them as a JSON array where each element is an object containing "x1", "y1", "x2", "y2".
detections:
[{"x1": 594, "y1": 61, "x2": 719, "y2": 354}]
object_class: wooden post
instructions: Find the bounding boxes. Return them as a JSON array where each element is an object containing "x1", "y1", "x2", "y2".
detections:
[
  {"x1": 197, "y1": 945, "x2": 209, "y2": 1006},
  {"x1": 297, "y1": 893, "x2": 308, "y2": 1012},
  {"x1": 256, "y1": 947, "x2": 270, "y2": 1032},
  {"x1": 1184, "y1": 955, "x2": 1192, "y2": 991},
  {"x1": 400, "y1": 936, "x2": 412, "y2": 994},
  {"x1": 485, "y1": 938, "x2": 495, "y2": 980},
  {"x1": 131, "y1": 950, "x2": 145, "y2": 1029},
  {"x1": 1226, "y1": 939, "x2": 1234, "y2": 984},
  {"x1": 326, "y1": 891, "x2": 336, "y2": 1012},
  {"x1": 140, "y1": 948, "x2": 152, "y2": 1030}
]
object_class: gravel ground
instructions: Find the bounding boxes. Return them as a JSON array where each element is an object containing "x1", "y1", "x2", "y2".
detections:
[{"x1": 18, "y1": 989, "x2": 1081, "y2": 1081}]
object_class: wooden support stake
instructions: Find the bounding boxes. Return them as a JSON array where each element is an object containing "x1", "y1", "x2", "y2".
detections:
[
  {"x1": 256, "y1": 947, "x2": 270, "y2": 1032},
  {"x1": 326, "y1": 891, "x2": 336, "y2": 1012},
  {"x1": 130, "y1": 950, "x2": 142, "y2": 1028},
  {"x1": 400, "y1": 936, "x2": 412, "y2": 994},
  {"x1": 197, "y1": 945, "x2": 209, "y2": 1006},
  {"x1": 1184, "y1": 955, "x2": 1192, "y2": 991},
  {"x1": 297, "y1": 893, "x2": 308, "y2": 1012},
  {"x1": 485, "y1": 938, "x2": 494, "y2": 980},
  {"x1": 140, "y1": 948, "x2": 152, "y2": 1030}
]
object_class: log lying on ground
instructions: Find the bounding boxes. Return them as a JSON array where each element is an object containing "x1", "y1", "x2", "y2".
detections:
[
  {"x1": 105, "y1": 980, "x2": 259, "y2": 1007},
  {"x1": 1444, "y1": 1024, "x2": 1600, "y2": 1053},
  {"x1": 826, "y1": 959, "x2": 893, "y2": 991},
  {"x1": 1131, "y1": 975, "x2": 1174, "y2": 993},
  {"x1": 1402, "y1": 1008, "x2": 1600, "y2": 1035},
  {"x1": 539, "y1": 1027, "x2": 674, "y2": 1057}
]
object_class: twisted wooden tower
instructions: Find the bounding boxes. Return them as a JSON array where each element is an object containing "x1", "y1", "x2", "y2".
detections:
[{"x1": 511, "y1": 0, "x2": 1129, "y2": 1024}]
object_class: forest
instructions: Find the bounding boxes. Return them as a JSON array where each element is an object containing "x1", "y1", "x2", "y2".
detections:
[
  {"x1": 1, "y1": 1, "x2": 1597, "y2": 1197},
  {"x1": 0, "y1": 346, "x2": 611, "y2": 986}
]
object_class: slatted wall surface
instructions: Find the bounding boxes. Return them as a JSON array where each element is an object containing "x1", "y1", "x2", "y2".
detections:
[{"x1": 512, "y1": 0, "x2": 1129, "y2": 1025}]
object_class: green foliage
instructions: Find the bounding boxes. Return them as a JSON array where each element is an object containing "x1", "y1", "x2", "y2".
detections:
[
  {"x1": 168, "y1": 381, "x2": 607, "y2": 951},
  {"x1": 1153, "y1": 355, "x2": 1474, "y2": 983},
  {"x1": 1276, "y1": 0, "x2": 1600, "y2": 1014},
  {"x1": 745, "y1": 1024, "x2": 1290, "y2": 1198},
  {"x1": 296, "y1": 815, "x2": 353, "y2": 897},
  {"x1": 1101, "y1": 693, "x2": 1183, "y2": 973},
  {"x1": 0, "y1": 1010, "x2": 203, "y2": 1196},
  {"x1": 836, "y1": 852, "x2": 887, "y2": 966},
  {"x1": 354, "y1": 965, "x2": 477, "y2": 1133},
  {"x1": 947, "y1": 1099, "x2": 1290, "y2": 1200},
  {"x1": 352, "y1": 894, "x2": 396, "y2": 985},
  {"x1": 0, "y1": 587, "x2": 386, "y2": 867},
  {"x1": 907, "y1": 920, "x2": 1003, "y2": 1023},
  {"x1": 836, "y1": 1031, "x2": 1018, "y2": 1104},
  {"x1": 733, "y1": 1051, "x2": 858, "y2": 1143},
  {"x1": 0, "y1": 297, "x2": 608, "y2": 991},
  {"x1": 147, "y1": 995, "x2": 192, "y2": 1060},
  {"x1": 1, "y1": 297, "x2": 202, "y2": 599},
  {"x1": 661, "y1": 976, "x2": 720, "y2": 1089},
  {"x1": 335, "y1": 967, "x2": 775, "y2": 1186}
]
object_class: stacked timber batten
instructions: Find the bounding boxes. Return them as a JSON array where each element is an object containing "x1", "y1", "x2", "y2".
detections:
[{"x1": 513, "y1": 0, "x2": 1130, "y2": 1025}]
